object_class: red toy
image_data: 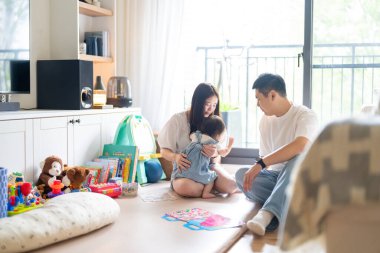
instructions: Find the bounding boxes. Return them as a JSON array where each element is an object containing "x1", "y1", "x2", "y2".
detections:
[
  {"x1": 47, "y1": 180, "x2": 65, "y2": 198},
  {"x1": 89, "y1": 183, "x2": 122, "y2": 198}
]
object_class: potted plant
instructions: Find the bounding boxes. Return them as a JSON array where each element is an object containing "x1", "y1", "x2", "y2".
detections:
[{"x1": 220, "y1": 102, "x2": 242, "y2": 147}]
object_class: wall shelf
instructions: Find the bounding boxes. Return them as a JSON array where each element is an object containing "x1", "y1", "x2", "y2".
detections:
[
  {"x1": 79, "y1": 54, "x2": 113, "y2": 63},
  {"x1": 78, "y1": 2, "x2": 112, "y2": 16}
]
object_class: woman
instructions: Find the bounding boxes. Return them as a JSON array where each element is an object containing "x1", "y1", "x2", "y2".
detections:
[{"x1": 157, "y1": 83, "x2": 237, "y2": 197}]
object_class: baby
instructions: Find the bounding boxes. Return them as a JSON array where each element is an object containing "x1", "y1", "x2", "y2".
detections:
[{"x1": 172, "y1": 115, "x2": 233, "y2": 198}]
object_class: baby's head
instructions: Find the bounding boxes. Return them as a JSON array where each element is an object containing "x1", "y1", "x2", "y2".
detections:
[{"x1": 200, "y1": 115, "x2": 226, "y2": 142}]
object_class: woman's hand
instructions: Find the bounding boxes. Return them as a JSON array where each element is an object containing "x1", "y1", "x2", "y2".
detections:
[
  {"x1": 201, "y1": 144, "x2": 217, "y2": 158},
  {"x1": 243, "y1": 163, "x2": 261, "y2": 192},
  {"x1": 175, "y1": 153, "x2": 191, "y2": 172}
]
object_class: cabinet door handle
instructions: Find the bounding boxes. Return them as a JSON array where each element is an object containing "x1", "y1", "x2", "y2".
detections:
[
  {"x1": 75, "y1": 119, "x2": 81, "y2": 124},
  {"x1": 69, "y1": 119, "x2": 75, "y2": 124}
]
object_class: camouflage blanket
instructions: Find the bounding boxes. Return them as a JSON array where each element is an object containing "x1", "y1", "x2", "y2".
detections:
[{"x1": 280, "y1": 117, "x2": 380, "y2": 250}]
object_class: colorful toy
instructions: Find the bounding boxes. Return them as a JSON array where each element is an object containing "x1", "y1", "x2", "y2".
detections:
[
  {"x1": 8, "y1": 172, "x2": 24, "y2": 184},
  {"x1": 162, "y1": 208, "x2": 244, "y2": 231},
  {"x1": 113, "y1": 114, "x2": 165, "y2": 184},
  {"x1": 47, "y1": 180, "x2": 65, "y2": 198},
  {"x1": 36, "y1": 156, "x2": 69, "y2": 198},
  {"x1": 0, "y1": 167, "x2": 8, "y2": 218},
  {"x1": 89, "y1": 183, "x2": 122, "y2": 198},
  {"x1": 7, "y1": 181, "x2": 44, "y2": 216},
  {"x1": 121, "y1": 182, "x2": 138, "y2": 197}
]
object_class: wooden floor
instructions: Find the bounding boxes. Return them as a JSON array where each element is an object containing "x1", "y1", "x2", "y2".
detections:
[
  {"x1": 222, "y1": 164, "x2": 279, "y2": 252},
  {"x1": 229, "y1": 229, "x2": 278, "y2": 252}
]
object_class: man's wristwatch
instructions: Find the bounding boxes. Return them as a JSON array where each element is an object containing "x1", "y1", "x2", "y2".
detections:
[{"x1": 256, "y1": 158, "x2": 266, "y2": 169}]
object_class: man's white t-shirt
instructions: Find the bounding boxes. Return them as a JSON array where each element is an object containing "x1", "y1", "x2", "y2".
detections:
[{"x1": 259, "y1": 104, "x2": 318, "y2": 171}]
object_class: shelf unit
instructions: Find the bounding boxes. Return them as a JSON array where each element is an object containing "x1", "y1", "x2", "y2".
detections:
[
  {"x1": 78, "y1": 2, "x2": 113, "y2": 16},
  {"x1": 79, "y1": 54, "x2": 112, "y2": 63},
  {"x1": 49, "y1": 0, "x2": 116, "y2": 83}
]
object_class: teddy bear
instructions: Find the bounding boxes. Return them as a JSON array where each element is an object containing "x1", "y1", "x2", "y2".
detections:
[
  {"x1": 36, "y1": 155, "x2": 70, "y2": 198},
  {"x1": 64, "y1": 166, "x2": 90, "y2": 192}
]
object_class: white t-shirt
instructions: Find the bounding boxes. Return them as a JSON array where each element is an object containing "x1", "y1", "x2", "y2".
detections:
[
  {"x1": 259, "y1": 104, "x2": 318, "y2": 171},
  {"x1": 157, "y1": 111, "x2": 191, "y2": 153}
]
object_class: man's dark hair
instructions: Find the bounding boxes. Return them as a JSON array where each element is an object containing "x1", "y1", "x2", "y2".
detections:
[
  {"x1": 200, "y1": 115, "x2": 225, "y2": 140},
  {"x1": 252, "y1": 73, "x2": 287, "y2": 97}
]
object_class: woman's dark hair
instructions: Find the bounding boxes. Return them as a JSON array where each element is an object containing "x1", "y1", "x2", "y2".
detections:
[
  {"x1": 200, "y1": 115, "x2": 226, "y2": 140},
  {"x1": 252, "y1": 73, "x2": 287, "y2": 97},
  {"x1": 189, "y1": 83, "x2": 220, "y2": 133}
]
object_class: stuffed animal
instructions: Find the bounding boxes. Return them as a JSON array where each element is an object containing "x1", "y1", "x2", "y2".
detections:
[
  {"x1": 36, "y1": 156, "x2": 69, "y2": 197},
  {"x1": 65, "y1": 166, "x2": 90, "y2": 192}
]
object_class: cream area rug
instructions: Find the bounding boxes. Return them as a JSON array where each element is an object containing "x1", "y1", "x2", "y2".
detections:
[{"x1": 32, "y1": 179, "x2": 255, "y2": 253}]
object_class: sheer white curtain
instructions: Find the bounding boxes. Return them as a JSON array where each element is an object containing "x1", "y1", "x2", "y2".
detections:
[{"x1": 119, "y1": 0, "x2": 185, "y2": 131}]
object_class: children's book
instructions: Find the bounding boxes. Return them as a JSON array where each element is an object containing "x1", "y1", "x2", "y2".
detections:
[
  {"x1": 82, "y1": 165, "x2": 102, "y2": 185},
  {"x1": 102, "y1": 144, "x2": 139, "y2": 183},
  {"x1": 162, "y1": 208, "x2": 244, "y2": 231},
  {"x1": 86, "y1": 160, "x2": 110, "y2": 183}
]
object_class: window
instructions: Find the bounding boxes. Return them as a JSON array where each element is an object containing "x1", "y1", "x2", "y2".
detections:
[{"x1": 178, "y1": 0, "x2": 380, "y2": 153}]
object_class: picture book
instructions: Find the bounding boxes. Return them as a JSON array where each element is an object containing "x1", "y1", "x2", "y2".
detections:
[
  {"x1": 85, "y1": 161, "x2": 109, "y2": 183},
  {"x1": 162, "y1": 208, "x2": 244, "y2": 231},
  {"x1": 81, "y1": 165, "x2": 102, "y2": 185},
  {"x1": 102, "y1": 144, "x2": 139, "y2": 183}
]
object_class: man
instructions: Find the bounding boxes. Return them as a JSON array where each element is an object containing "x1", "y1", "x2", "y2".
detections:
[{"x1": 235, "y1": 73, "x2": 318, "y2": 236}]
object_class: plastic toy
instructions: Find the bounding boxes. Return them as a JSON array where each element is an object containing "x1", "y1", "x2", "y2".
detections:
[
  {"x1": 121, "y1": 182, "x2": 138, "y2": 197},
  {"x1": 7, "y1": 181, "x2": 44, "y2": 216},
  {"x1": 0, "y1": 167, "x2": 8, "y2": 218},
  {"x1": 47, "y1": 180, "x2": 65, "y2": 198},
  {"x1": 8, "y1": 172, "x2": 24, "y2": 184},
  {"x1": 89, "y1": 183, "x2": 122, "y2": 198},
  {"x1": 113, "y1": 114, "x2": 165, "y2": 184},
  {"x1": 145, "y1": 160, "x2": 163, "y2": 183}
]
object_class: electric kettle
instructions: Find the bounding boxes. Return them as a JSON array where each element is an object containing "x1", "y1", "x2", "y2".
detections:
[{"x1": 107, "y1": 76, "x2": 132, "y2": 107}]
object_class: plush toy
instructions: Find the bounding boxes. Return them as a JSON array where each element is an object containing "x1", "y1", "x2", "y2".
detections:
[
  {"x1": 36, "y1": 156, "x2": 69, "y2": 197},
  {"x1": 65, "y1": 166, "x2": 90, "y2": 192}
]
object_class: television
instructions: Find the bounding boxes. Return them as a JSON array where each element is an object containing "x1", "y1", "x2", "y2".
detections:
[{"x1": 0, "y1": 0, "x2": 30, "y2": 97}]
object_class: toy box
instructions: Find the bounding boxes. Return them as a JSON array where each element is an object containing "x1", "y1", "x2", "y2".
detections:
[{"x1": 89, "y1": 183, "x2": 122, "y2": 198}]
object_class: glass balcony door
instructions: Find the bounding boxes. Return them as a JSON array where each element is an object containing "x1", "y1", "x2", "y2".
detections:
[
  {"x1": 312, "y1": 0, "x2": 380, "y2": 125},
  {"x1": 191, "y1": 0, "x2": 306, "y2": 148}
]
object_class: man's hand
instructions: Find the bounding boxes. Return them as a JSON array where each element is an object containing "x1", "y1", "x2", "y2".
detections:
[
  {"x1": 175, "y1": 153, "x2": 191, "y2": 172},
  {"x1": 243, "y1": 164, "x2": 262, "y2": 192},
  {"x1": 201, "y1": 144, "x2": 217, "y2": 158}
]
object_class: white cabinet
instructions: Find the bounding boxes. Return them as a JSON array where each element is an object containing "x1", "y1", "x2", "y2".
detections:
[
  {"x1": 0, "y1": 120, "x2": 33, "y2": 180},
  {"x1": 33, "y1": 114, "x2": 103, "y2": 181},
  {"x1": 101, "y1": 112, "x2": 129, "y2": 145},
  {"x1": 0, "y1": 108, "x2": 140, "y2": 183},
  {"x1": 33, "y1": 117, "x2": 69, "y2": 181}
]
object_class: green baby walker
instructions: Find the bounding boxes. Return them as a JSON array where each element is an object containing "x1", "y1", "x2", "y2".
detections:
[{"x1": 113, "y1": 114, "x2": 165, "y2": 184}]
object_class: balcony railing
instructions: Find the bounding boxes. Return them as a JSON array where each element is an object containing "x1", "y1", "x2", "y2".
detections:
[{"x1": 196, "y1": 43, "x2": 380, "y2": 148}]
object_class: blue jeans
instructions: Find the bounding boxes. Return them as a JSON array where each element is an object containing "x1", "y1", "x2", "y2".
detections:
[{"x1": 235, "y1": 157, "x2": 299, "y2": 227}]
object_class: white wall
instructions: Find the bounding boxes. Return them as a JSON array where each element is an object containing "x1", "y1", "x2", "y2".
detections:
[{"x1": 14, "y1": 0, "x2": 50, "y2": 109}]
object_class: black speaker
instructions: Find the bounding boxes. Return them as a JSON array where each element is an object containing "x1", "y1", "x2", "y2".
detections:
[{"x1": 37, "y1": 60, "x2": 93, "y2": 110}]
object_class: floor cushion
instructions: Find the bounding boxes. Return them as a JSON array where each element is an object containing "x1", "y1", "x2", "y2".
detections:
[{"x1": 0, "y1": 192, "x2": 120, "y2": 253}]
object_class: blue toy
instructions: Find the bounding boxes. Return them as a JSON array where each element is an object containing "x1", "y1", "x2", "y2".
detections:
[
  {"x1": 0, "y1": 167, "x2": 8, "y2": 218},
  {"x1": 145, "y1": 160, "x2": 163, "y2": 183},
  {"x1": 113, "y1": 114, "x2": 165, "y2": 184}
]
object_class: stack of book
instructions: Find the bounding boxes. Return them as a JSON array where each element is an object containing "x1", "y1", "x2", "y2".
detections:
[
  {"x1": 83, "y1": 144, "x2": 139, "y2": 186},
  {"x1": 84, "y1": 31, "x2": 109, "y2": 57}
]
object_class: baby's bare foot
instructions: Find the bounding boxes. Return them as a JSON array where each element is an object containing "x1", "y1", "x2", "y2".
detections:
[{"x1": 202, "y1": 192, "x2": 216, "y2": 199}]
